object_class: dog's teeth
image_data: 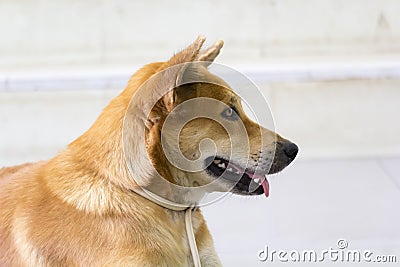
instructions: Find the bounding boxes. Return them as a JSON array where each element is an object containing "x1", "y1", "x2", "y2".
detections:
[
  {"x1": 235, "y1": 170, "x2": 240, "y2": 174},
  {"x1": 218, "y1": 163, "x2": 226, "y2": 169},
  {"x1": 214, "y1": 159, "x2": 221, "y2": 164},
  {"x1": 254, "y1": 178, "x2": 260, "y2": 184},
  {"x1": 227, "y1": 167, "x2": 233, "y2": 172}
]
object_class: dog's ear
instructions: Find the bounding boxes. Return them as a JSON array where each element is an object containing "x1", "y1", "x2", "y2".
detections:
[
  {"x1": 168, "y1": 39, "x2": 225, "y2": 107},
  {"x1": 145, "y1": 37, "x2": 225, "y2": 128},
  {"x1": 144, "y1": 36, "x2": 206, "y2": 129},
  {"x1": 173, "y1": 39, "x2": 224, "y2": 92},
  {"x1": 161, "y1": 36, "x2": 208, "y2": 113},
  {"x1": 197, "y1": 40, "x2": 224, "y2": 66},
  {"x1": 173, "y1": 39, "x2": 224, "y2": 88},
  {"x1": 168, "y1": 35, "x2": 206, "y2": 68}
]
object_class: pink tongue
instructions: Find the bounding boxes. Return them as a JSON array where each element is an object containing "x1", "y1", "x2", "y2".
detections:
[
  {"x1": 226, "y1": 163, "x2": 270, "y2": 198},
  {"x1": 246, "y1": 172, "x2": 270, "y2": 198}
]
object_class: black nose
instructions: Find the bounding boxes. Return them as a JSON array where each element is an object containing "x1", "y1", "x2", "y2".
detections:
[{"x1": 283, "y1": 142, "x2": 298, "y2": 162}]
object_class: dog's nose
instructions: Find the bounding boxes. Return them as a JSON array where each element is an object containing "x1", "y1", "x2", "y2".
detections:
[{"x1": 283, "y1": 142, "x2": 298, "y2": 162}]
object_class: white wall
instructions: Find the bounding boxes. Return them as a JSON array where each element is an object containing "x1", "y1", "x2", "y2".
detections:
[{"x1": 1, "y1": 0, "x2": 400, "y2": 69}]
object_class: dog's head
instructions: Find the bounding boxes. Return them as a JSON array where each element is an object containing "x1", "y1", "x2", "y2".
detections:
[{"x1": 124, "y1": 37, "x2": 298, "y2": 203}]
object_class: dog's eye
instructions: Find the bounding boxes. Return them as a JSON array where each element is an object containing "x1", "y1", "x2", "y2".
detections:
[{"x1": 221, "y1": 106, "x2": 239, "y2": 121}]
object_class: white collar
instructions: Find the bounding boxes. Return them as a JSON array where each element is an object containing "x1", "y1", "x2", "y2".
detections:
[{"x1": 132, "y1": 187, "x2": 201, "y2": 267}]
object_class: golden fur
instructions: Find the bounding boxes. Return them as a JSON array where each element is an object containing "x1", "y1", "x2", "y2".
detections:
[{"x1": 0, "y1": 37, "x2": 296, "y2": 266}]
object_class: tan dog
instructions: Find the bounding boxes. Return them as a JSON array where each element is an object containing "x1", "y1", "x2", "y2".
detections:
[{"x1": 0, "y1": 37, "x2": 298, "y2": 266}]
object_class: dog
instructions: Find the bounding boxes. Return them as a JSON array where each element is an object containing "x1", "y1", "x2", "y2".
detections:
[{"x1": 0, "y1": 36, "x2": 298, "y2": 266}]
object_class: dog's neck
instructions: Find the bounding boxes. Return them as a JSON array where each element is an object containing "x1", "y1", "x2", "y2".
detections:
[{"x1": 44, "y1": 101, "x2": 202, "y2": 214}]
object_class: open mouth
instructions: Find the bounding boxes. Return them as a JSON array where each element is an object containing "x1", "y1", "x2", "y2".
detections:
[{"x1": 205, "y1": 156, "x2": 269, "y2": 197}]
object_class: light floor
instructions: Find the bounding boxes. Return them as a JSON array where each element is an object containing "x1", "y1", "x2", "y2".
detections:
[{"x1": 202, "y1": 158, "x2": 400, "y2": 266}]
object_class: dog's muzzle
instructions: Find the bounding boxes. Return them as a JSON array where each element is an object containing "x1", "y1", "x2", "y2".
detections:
[{"x1": 268, "y1": 141, "x2": 298, "y2": 174}]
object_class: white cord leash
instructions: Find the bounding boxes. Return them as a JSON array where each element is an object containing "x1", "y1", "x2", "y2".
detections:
[
  {"x1": 132, "y1": 188, "x2": 201, "y2": 267},
  {"x1": 185, "y1": 207, "x2": 201, "y2": 267}
]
